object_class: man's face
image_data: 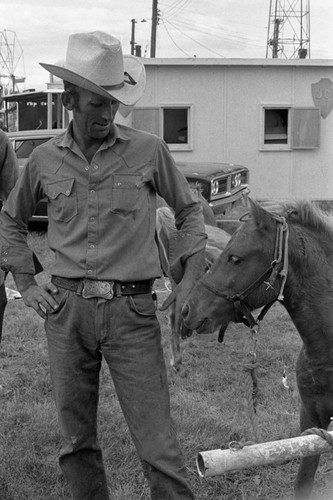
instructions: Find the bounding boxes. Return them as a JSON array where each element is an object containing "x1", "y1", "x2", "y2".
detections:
[{"x1": 72, "y1": 87, "x2": 120, "y2": 141}]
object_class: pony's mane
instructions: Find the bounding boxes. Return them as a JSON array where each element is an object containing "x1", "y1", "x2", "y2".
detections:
[{"x1": 267, "y1": 200, "x2": 333, "y2": 239}]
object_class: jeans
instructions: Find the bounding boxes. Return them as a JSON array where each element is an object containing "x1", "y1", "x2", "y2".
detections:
[{"x1": 45, "y1": 287, "x2": 194, "y2": 500}]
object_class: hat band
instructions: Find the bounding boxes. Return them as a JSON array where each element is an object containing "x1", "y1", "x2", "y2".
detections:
[
  {"x1": 102, "y1": 82, "x2": 125, "y2": 91},
  {"x1": 102, "y1": 72, "x2": 137, "y2": 92}
]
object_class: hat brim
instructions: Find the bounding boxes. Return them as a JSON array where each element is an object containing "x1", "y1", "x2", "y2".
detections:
[{"x1": 39, "y1": 54, "x2": 145, "y2": 107}]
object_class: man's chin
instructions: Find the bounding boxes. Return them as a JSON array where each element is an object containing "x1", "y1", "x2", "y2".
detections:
[{"x1": 92, "y1": 125, "x2": 110, "y2": 138}]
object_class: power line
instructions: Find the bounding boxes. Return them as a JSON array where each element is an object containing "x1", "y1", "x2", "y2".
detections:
[
  {"x1": 163, "y1": 18, "x2": 226, "y2": 57},
  {"x1": 170, "y1": 15, "x2": 265, "y2": 50},
  {"x1": 160, "y1": 18, "x2": 192, "y2": 57},
  {"x1": 160, "y1": 0, "x2": 192, "y2": 20}
]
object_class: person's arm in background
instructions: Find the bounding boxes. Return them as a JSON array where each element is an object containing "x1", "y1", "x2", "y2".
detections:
[
  {"x1": 0, "y1": 130, "x2": 19, "y2": 203},
  {"x1": 0, "y1": 130, "x2": 19, "y2": 342}
]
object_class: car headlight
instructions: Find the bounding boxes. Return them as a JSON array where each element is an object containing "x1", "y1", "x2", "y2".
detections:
[{"x1": 211, "y1": 180, "x2": 219, "y2": 196}]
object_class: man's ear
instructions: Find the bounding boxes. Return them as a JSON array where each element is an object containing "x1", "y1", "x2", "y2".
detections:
[{"x1": 61, "y1": 91, "x2": 74, "y2": 111}]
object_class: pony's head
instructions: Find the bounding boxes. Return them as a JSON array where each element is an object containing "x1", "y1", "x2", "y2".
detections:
[{"x1": 182, "y1": 198, "x2": 288, "y2": 334}]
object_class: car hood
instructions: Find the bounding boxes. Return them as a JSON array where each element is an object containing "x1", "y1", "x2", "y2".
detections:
[{"x1": 176, "y1": 161, "x2": 247, "y2": 180}]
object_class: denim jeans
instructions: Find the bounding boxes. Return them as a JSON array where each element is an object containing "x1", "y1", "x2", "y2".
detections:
[{"x1": 45, "y1": 287, "x2": 194, "y2": 500}]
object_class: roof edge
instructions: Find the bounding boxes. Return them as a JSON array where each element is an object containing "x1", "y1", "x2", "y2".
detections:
[{"x1": 141, "y1": 57, "x2": 333, "y2": 67}]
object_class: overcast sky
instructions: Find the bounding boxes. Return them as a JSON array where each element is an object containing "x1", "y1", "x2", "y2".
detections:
[{"x1": 0, "y1": 0, "x2": 332, "y2": 90}]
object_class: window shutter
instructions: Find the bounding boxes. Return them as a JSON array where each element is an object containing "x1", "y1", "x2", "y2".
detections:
[
  {"x1": 292, "y1": 108, "x2": 320, "y2": 149},
  {"x1": 132, "y1": 107, "x2": 160, "y2": 135}
]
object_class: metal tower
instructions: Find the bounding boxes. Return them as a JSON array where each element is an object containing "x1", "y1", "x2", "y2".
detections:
[
  {"x1": 0, "y1": 30, "x2": 25, "y2": 95},
  {"x1": 266, "y1": 0, "x2": 310, "y2": 59}
]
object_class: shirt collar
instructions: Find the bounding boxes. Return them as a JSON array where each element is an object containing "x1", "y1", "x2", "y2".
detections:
[{"x1": 57, "y1": 121, "x2": 131, "y2": 152}]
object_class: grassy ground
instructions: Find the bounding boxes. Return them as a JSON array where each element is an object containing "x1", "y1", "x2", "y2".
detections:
[{"x1": 0, "y1": 230, "x2": 333, "y2": 499}]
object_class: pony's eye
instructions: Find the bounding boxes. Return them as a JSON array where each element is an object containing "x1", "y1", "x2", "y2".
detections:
[{"x1": 228, "y1": 255, "x2": 241, "y2": 265}]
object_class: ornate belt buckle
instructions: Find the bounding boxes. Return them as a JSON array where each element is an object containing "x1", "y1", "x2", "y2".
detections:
[{"x1": 81, "y1": 279, "x2": 114, "y2": 300}]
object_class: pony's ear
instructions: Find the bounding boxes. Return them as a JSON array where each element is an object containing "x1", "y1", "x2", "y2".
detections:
[{"x1": 248, "y1": 198, "x2": 274, "y2": 233}]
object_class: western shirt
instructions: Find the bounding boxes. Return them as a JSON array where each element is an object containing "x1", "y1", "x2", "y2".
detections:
[{"x1": 0, "y1": 122, "x2": 206, "y2": 282}]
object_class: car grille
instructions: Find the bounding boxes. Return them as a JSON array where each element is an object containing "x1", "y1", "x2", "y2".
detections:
[{"x1": 215, "y1": 178, "x2": 228, "y2": 194}]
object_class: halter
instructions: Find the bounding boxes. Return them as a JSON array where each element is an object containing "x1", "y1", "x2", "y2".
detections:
[{"x1": 203, "y1": 214, "x2": 289, "y2": 337}]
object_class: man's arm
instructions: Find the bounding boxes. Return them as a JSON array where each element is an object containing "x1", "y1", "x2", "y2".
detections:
[
  {"x1": 0, "y1": 151, "x2": 58, "y2": 319},
  {"x1": 152, "y1": 139, "x2": 207, "y2": 335}
]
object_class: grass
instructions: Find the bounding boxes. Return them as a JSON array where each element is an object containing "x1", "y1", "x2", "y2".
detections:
[{"x1": 1, "y1": 230, "x2": 333, "y2": 499}]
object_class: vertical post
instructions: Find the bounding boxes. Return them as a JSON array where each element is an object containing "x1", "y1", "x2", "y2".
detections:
[
  {"x1": 272, "y1": 18, "x2": 280, "y2": 58},
  {"x1": 150, "y1": 0, "x2": 158, "y2": 57},
  {"x1": 130, "y1": 18, "x2": 136, "y2": 55}
]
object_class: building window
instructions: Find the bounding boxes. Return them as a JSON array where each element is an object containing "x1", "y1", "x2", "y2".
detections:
[
  {"x1": 161, "y1": 106, "x2": 192, "y2": 150},
  {"x1": 264, "y1": 108, "x2": 289, "y2": 145},
  {"x1": 132, "y1": 105, "x2": 192, "y2": 151},
  {"x1": 261, "y1": 106, "x2": 320, "y2": 150}
]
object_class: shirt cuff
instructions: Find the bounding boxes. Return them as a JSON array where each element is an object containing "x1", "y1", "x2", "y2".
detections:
[
  {"x1": 0, "y1": 246, "x2": 43, "y2": 275},
  {"x1": 168, "y1": 231, "x2": 207, "y2": 284}
]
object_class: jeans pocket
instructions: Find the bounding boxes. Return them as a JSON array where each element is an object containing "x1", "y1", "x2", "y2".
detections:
[
  {"x1": 128, "y1": 293, "x2": 157, "y2": 317},
  {"x1": 47, "y1": 287, "x2": 70, "y2": 316}
]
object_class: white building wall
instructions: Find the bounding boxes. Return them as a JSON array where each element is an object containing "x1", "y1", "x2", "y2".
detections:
[{"x1": 131, "y1": 59, "x2": 333, "y2": 201}]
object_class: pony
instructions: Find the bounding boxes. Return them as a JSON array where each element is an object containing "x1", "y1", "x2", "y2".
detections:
[{"x1": 182, "y1": 197, "x2": 333, "y2": 499}]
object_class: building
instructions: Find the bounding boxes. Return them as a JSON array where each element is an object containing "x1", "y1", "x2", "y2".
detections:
[{"x1": 124, "y1": 58, "x2": 333, "y2": 202}]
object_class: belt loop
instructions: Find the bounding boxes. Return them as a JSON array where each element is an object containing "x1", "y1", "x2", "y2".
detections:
[
  {"x1": 114, "y1": 282, "x2": 122, "y2": 297},
  {"x1": 76, "y1": 280, "x2": 84, "y2": 296}
]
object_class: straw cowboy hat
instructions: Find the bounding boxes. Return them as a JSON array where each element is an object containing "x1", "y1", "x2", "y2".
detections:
[{"x1": 40, "y1": 31, "x2": 146, "y2": 106}]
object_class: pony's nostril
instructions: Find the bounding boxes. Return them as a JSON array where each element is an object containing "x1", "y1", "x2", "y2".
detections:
[{"x1": 181, "y1": 303, "x2": 189, "y2": 319}]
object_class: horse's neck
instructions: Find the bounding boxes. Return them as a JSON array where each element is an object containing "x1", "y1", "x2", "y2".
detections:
[{"x1": 282, "y1": 225, "x2": 333, "y2": 363}]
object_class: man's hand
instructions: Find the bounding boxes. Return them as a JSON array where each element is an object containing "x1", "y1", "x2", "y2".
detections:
[
  {"x1": 160, "y1": 278, "x2": 194, "y2": 339},
  {"x1": 13, "y1": 274, "x2": 60, "y2": 319}
]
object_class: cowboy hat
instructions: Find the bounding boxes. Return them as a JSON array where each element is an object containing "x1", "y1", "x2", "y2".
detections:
[{"x1": 40, "y1": 31, "x2": 145, "y2": 106}]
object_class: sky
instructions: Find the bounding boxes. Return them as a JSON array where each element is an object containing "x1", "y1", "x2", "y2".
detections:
[{"x1": 0, "y1": 0, "x2": 332, "y2": 91}]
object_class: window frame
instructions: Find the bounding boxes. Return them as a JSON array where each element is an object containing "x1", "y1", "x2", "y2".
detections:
[
  {"x1": 260, "y1": 104, "x2": 320, "y2": 151},
  {"x1": 260, "y1": 105, "x2": 292, "y2": 151},
  {"x1": 160, "y1": 104, "x2": 193, "y2": 151}
]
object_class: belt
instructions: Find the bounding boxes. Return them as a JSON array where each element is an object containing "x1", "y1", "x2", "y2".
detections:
[{"x1": 51, "y1": 276, "x2": 153, "y2": 300}]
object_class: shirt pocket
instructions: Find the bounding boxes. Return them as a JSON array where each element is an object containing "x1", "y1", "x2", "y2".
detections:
[
  {"x1": 111, "y1": 174, "x2": 147, "y2": 215},
  {"x1": 46, "y1": 178, "x2": 78, "y2": 222}
]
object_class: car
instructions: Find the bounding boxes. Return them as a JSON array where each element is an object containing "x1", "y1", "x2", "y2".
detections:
[
  {"x1": 7, "y1": 129, "x2": 249, "y2": 222},
  {"x1": 176, "y1": 161, "x2": 249, "y2": 216}
]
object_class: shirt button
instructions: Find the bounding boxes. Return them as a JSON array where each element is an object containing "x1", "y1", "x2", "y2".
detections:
[
  {"x1": 90, "y1": 190, "x2": 95, "y2": 194},
  {"x1": 93, "y1": 164, "x2": 99, "y2": 170},
  {"x1": 87, "y1": 269, "x2": 92, "y2": 274},
  {"x1": 65, "y1": 190, "x2": 70, "y2": 195},
  {"x1": 89, "y1": 244, "x2": 95, "y2": 249},
  {"x1": 90, "y1": 216, "x2": 95, "y2": 221},
  {"x1": 85, "y1": 166, "x2": 89, "y2": 171}
]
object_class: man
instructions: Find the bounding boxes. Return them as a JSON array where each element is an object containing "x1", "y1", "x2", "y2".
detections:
[
  {"x1": 0, "y1": 129, "x2": 19, "y2": 342},
  {"x1": 0, "y1": 32, "x2": 206, "y2": 499}
]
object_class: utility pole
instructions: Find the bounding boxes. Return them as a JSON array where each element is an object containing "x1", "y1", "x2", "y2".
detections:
[
  {"x1": 150, "y1": 0, "x2": 158, "y2": 58},
  {"x1": 130, "y1": 19, "x2": 136, "y2": 55}
]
